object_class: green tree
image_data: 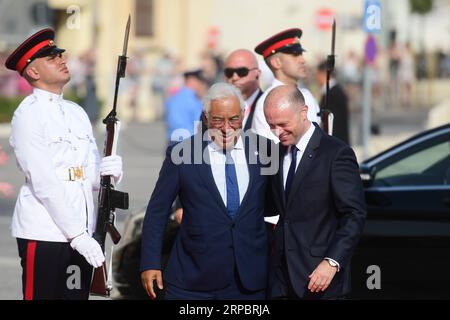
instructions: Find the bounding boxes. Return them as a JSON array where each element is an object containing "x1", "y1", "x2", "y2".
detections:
[
  {"x1": 409, "y1": 0, "x2": 434, "y2": 107},
  {"x1": 409, "y1": 0, "x2": 433, "y2": 14},
  {"x1": 409, "y1": 0, "x2": 434, "y2": 50}
]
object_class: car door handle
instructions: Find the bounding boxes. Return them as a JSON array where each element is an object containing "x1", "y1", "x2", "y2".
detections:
[{"x1": 443, "y1": 197, "x2": 450, "y2": 207}]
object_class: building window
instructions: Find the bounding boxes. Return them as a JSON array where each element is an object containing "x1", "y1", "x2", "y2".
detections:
[{"x1": 135, "y1": 0, "x2": 154, "y2": 37}]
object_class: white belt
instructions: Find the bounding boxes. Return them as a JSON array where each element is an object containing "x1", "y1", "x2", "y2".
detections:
[{"x1": 56, "y1": 166, "x2": 86, "y2": 181}]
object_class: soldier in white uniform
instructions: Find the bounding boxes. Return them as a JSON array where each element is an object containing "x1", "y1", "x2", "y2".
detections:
[
  {"x1": 5, "y1": 28, "x2": 123, "y2": 300},
  {"x1": 252, "y1": 28, "x2": 321, "y2": 142}
]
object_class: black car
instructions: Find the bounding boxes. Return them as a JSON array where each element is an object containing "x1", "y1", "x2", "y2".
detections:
[
  {"x1": 113, "y1": 124, "x2": 450, "y2": 299},
  {"x1": 112, "y1": 207, "x2": 179, "y2": 299},
  {"x1": 351, "y1": 123, "x2": 450, "y2": 299}
]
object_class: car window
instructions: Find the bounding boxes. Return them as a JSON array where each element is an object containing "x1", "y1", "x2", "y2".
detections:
[{"x1": 373, "y1": 139, "x2": 450, "y2": 187}]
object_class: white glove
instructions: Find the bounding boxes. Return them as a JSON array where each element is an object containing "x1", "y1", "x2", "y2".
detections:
[
  {"x1": 70, "y1": 232, "x2": 105, "y2": 268},
  {"x1": 100, "y1": 155, "x2": 123, "y2": 183}
]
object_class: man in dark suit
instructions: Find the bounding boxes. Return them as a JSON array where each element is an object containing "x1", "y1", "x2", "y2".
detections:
[
  {"x1": 223, "y1": 49, "x2": 264, "y2": 132},
  {"x1": 140, "y1": 83, "x2": 277, "y2": 300},
  {"x1": 316, "y1": 60, "x2": 350, "y2": 145},
  {"x1": 263, "y1": 85, "x2": 366, "y2": 300}
]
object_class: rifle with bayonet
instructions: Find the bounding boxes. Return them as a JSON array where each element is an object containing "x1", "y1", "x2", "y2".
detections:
[
  {"x1": 90, "y1": 15, "x2": 131, "y2": 297},
  {"x1": 318, "y1": 19, "x2": 336, "y2": 135}
]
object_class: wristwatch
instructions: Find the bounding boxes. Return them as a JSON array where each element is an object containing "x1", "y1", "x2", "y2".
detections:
[{"x1": 325, "y1": 258, "x2": 339, "y2": 270}]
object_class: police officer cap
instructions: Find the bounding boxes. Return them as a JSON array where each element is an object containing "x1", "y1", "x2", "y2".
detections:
[
  {"x1": 183, "y1": 69, "x2": 208, "y2": 83},
  {"x1": 255, "y1": 28, "x2": 305, "y2": 59},
  {"x1": 5, "y1": 28, "x2": 65, "y2": 75}
]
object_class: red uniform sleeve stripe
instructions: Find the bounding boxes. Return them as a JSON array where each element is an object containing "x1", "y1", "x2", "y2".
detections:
[{"x1": 25, "y1": 241, "x2": 37, "y2": 301}]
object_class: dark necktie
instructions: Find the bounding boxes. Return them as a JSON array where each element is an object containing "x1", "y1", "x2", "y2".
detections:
[
  {"x1": 285, "y1": 145, "x2": 298, "y2": 198},
  {"x1": 225, "y1": 151, "x2": 240, "y2": 218}
]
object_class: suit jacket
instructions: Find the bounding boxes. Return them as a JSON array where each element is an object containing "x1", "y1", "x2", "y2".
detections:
[
  {"x1": 141, "y1": 131, "x2": 276, "y2": 292},
  {"x1": 269, "y1": 124, "x2": 366, "y2": 299},
  {"x1": 320, "y1": 84, "x2": 350, "y2": 145}
]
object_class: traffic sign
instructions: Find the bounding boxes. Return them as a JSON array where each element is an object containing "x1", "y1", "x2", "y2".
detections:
[
  {"x1": 364, "y1": 0, "x2": 381, "y2": 33},
  {"x1": 315, "y1": 8, "x2": 334, "y2": 31},
  {"x1": 365, "y1": 35, "x2": 377, "y2": 65}
]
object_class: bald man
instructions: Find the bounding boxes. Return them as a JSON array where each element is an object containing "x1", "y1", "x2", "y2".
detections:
[
  {"x1": 224, "y1": 49, "x2": 263, "y2": 131},
  {"x1": 264, "y1": 85, "x2": 366, "y2": 300}
]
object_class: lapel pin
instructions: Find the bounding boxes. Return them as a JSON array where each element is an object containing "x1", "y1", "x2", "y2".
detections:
[{"x1": 309, "y1": 154, "x2": 313, "y2": 159}]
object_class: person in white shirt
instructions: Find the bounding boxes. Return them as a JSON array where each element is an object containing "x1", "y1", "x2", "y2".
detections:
[
  {"x1": 5, "y1": 28, "x2": 123, "y2": 300},
  {"x1": 140, "y1": 83, "x2": 276, "y2": 300},
  {"x1": 253, "y1": 28, "x2": 321, "y2": 142},
  {"x1": 223, "y1": 49, "x2": 264, "y2": 132},
  {"x1": 263, "y1": 85, "x2": 366, "y2": 299},
  {"x1": 172, "y1": 50, "x2": 265, "y2": 226}
]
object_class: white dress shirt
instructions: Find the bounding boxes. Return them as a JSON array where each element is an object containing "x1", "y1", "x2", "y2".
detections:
[
  {"x1": 207, "y1": 136, "x2": 249, "y2": 207},
  {"x1": 265, "y1": 125, "x2": 316, "y2": 226},
  {"x1": 283, "y1": 123, "x2": 316, "y2": 188},
  {"x1": 9, "y1": 88, "x2": 101, "y2": 242},
  {"x1": 253, "y1": 78, "x2": 321, "y2": 142}
]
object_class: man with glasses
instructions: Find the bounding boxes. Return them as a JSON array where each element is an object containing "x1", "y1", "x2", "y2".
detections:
[
  {"x1": 252, "y1": 28, "x2": 321, "y2": 142},
  {"x1": 223, "y1": 49, "x2": 264, "y2": 132},
  {"x1": 141, "y1": 83, "x2": 277, "y2": 300}
]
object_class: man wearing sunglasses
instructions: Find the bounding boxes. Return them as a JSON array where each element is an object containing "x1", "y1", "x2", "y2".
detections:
[
  {"x1": 223, "y1": 49, "x2": 264, "y2": 132},
  {"x1": 253, "y1": 28, "x2": 321, "y2": 142}
]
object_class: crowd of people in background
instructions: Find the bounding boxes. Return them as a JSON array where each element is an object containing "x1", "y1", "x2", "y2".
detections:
[
  {"x1": 2, "y1": 41, "x2": 450, "y2": 134},
  {"x1": 0, "y1": 144, "x2": 13, "y2": 198},
  {"x1": 0, "y1": 52, "x2": 32, "y2": 97}
]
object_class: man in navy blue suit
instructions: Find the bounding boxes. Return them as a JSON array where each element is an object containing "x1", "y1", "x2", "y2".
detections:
[
  {"x1": 264, "y1": 85, "x2": 366, "y2": 300},
  {"x1": 140, "y1": 83, "x2": 277, "y2": 300}
]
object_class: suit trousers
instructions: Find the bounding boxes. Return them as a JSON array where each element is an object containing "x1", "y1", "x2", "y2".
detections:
[
  {"x1": 165, "y1": 267, "x2": 266, "y2": 300},
  {"x1": 17, "y1": 238, "x2": 93, "y2": 300}
]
